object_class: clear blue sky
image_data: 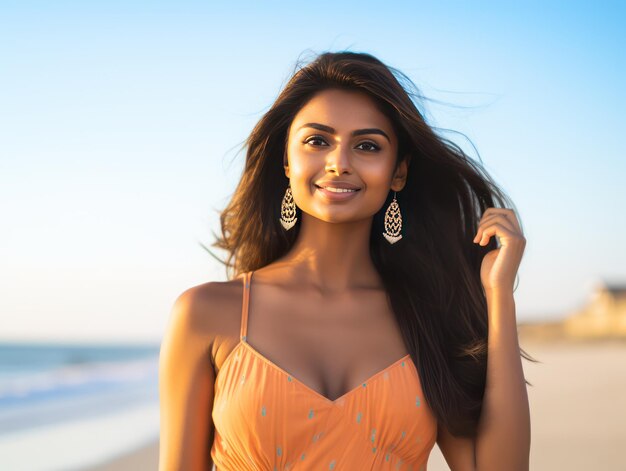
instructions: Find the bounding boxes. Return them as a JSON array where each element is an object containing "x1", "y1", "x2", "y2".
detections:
[{"x1": 1, "y1": 0, "x2": 624, "y2": 343}]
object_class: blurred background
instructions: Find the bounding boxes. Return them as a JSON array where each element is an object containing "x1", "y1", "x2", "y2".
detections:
[{"x1": 1, "y1": 1, "x2": 624, "y2": 470}]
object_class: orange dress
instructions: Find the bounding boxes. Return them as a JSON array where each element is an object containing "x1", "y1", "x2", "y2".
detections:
[{"x1": 210, "y1": 271, "x2": 438, "y2": 470}]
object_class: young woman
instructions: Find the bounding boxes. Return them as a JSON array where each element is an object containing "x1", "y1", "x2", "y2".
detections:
[{"x1": 159, "y1": 51, "x2": 534, "y2": 471}]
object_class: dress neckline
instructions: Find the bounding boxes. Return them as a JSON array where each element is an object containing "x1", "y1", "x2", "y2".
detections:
[
  {"x1": 221, "y1": 270, "x2": 416, "y2": 405},
  {"x1": 215, "y1": 337, "x2": 414, "y2": 406}
]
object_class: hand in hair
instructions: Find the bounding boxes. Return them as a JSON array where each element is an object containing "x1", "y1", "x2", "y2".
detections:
[{"x1": 473, "y1": 207, "x2": 526, "y2": 294}]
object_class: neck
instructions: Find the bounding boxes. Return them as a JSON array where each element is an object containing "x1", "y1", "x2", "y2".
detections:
[{"x1": 278, "y1": 213, "x2": 383, "y2": 294}]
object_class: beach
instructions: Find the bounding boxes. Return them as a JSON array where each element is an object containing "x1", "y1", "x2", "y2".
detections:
[
  {"x1": 0, "y1": 342, "x2": 160, "y2": 471},
  {"x1": 428, "y1": 337, "x2": 626, "y2": 470},
  {"x1": 82, "y1": 439, "x2": 159, "y2": 471},
  {"x1": 76, "y1": 337, "x2": 626, "y2": 470}
]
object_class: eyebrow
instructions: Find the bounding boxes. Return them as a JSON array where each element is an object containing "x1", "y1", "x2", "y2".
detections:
[{"x1": 297, "y1": 122, "x2": 391, "y2": 143}]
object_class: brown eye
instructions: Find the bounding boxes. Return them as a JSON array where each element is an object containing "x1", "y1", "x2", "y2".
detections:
[
  {"x1": 356, "y1": 141, "x2": 380, "y2": 152},
  {"x1": 303, "y1": 136, "x2": 328, "y2": 147}
]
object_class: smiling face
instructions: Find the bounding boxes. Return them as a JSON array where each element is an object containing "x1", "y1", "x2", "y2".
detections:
[{"x1": 284, "y1": 88, "x2": 409, "y2": 224}]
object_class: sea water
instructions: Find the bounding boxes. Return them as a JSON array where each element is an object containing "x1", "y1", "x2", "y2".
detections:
[{"x1": 0, "y1": 341, "x2": 160, "y2": 471}]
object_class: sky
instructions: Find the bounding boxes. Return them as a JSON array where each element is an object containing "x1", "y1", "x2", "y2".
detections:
[{"x1": 1, "y1": 0, "x2": 624, "y2": 344}]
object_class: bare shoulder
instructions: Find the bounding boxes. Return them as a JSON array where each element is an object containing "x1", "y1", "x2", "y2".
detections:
[
  {"x1": 169, "y1": 279, "x2": 243, "y2": 346},
  {"x1": 157, "y1": 277, "x2": 243, "y2": 471},
  {"x1": 168, "y1": 278, "x2": 245, "y2": 370}
]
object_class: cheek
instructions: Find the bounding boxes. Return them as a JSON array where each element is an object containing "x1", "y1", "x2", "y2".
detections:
[
  {"x1": 288, "y1": 165, "x2": 317, "y2": 195},
  {"x1": 361, "y1": 161, "x2": 396, "y2": 189},
  {"x1": 288, "y1": 157, "x2": 313, "y2": 177},
  {"x1": 286, "y1": 144, "x2": 312, "y2": 175}
]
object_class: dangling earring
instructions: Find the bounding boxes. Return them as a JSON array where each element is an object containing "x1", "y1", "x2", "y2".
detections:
[
  {"x1": 280, "y1": 184, "x2": 297, "y2": 230},
  {"x1": 382, "y1": 190, "x2": 403, "y2": 244}
]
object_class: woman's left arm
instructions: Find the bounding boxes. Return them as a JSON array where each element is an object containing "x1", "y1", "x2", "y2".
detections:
[{"x1": 472, "y1": 207, "x2": 531, "y2": 471}]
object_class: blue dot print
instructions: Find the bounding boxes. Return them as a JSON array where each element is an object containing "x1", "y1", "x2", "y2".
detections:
[
  {"x1": 261, "y1": 405, "x2": 267, "y2": 416},
  {"x1": 356, "y1": 411, "x2": 363, "y2": 424},
  {"x1": 415, "y1": 395, "x2": 421, "y2": 407},
  {"x1": 308, "y1": 408, "x2": 314, "y2": 419}
]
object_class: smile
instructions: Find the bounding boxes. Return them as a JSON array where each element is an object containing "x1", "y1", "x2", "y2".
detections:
[{"x1": 315, "y1": 185, "x2": 361, "y2": 201}]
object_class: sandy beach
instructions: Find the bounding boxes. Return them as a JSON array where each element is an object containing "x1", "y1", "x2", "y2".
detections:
[
  {"x1": 85, "y1": 338, "x2": 626, "y2": 470},
  {"x1": 430, "y1": 337, "x2": 626, "y2": 470},
  {"x1": 82, "y1": 439, "x2": 159, "y2": 471}
]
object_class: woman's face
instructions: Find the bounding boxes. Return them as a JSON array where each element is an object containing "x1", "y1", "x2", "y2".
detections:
[{"x1": 284, "y1": 88, "x2": 408, "y2": 224}]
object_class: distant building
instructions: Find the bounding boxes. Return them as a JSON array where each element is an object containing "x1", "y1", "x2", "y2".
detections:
[{"x1": 564, "y1": 279, "x2": 626, "y2": 339}]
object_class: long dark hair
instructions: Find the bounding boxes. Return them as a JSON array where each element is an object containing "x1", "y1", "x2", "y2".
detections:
[{"x1": 207, "y1": 50, "x2": 538, "y2": 437}]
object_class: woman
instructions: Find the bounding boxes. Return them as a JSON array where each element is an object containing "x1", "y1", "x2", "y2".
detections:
[{"x1": 159, "y1": 51, "x2": 534, "y2": 471}]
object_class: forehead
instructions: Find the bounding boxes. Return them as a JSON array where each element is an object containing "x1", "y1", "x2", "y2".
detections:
[{"x1": 291, "y1": 88, "x2": 394, "y2": 133}]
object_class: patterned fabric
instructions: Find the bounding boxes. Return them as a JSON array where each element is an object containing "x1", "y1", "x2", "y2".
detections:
[{"x1": 210, "y1": 271, "x2": 438, "y2": 470}]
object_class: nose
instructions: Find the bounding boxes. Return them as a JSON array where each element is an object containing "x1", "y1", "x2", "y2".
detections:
[{"x1": 324, "y1": 142, "x2": 353, "y2": 175}]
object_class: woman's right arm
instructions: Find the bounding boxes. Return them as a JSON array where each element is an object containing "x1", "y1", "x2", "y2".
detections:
[{"x1": 158, "y1": 286, "x2": 217, "y2": 471}]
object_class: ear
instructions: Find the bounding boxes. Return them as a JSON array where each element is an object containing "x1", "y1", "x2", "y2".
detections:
[
  {"x1": 284, "y1": 149, "x2": 290, "y2": 178},
  {"x1": 391, "y1": 154, "x2": 410, "y2": 191}
]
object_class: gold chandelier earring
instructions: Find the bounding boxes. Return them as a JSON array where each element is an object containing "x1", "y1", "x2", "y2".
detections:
[
  {"x1": 280, "y1": 184, "x2": 298, "y2": 230},
  {"x1": 382, "y1": 190, "x2": 403, "y2": 244}
]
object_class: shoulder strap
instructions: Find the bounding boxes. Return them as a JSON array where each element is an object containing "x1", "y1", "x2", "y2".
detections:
[{"x1": 240, "y1": 270, "x2": 252, "y2": 341}]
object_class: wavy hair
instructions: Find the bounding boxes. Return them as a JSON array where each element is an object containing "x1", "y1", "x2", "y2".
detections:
[{"x1": 207, "y1": 50, "x2": 538, "y2": 437}]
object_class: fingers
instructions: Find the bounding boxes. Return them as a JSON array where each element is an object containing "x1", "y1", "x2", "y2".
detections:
[
  {"x1": 473, "y1": 222, "x2": 515, "y2": 246},
  {"x1": 478, "y1": 208, "x2": 522, "y2": 233},
  {"x1": 473, "y1": 208, "x2": 524, "y2": 246}
]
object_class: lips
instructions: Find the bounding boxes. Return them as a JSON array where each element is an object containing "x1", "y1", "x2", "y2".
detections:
[
  {"x1": 314, "y1": 184, "x2": 361, "y2": 191},
  {"x1": 314, "y1": 181, "x2": 362, "y2": 190},
  {"x1": 314, "y1": 185, "x2": 361, "y2": 201}
]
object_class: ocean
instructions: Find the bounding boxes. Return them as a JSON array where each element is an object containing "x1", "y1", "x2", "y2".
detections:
[{"x1": 0, "y1": 341, "x2": 160, "y2": 471}]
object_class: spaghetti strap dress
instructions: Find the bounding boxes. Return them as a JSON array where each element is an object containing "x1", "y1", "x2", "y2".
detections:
[{"x1": 210, "y1": 270, "x2": 438, "y2": 470}]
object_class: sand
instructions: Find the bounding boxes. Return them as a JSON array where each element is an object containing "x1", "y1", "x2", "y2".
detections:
[
  {"x1": 430, "y1": 337, "x2": 626, "y2": 470},
  {"x1": 81, "y1": 440, "x2": 159, "y2": 471},
  {"x1": 83, "y1": 338, "x2": 626, "y2": 470}
]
